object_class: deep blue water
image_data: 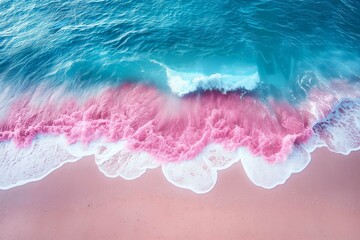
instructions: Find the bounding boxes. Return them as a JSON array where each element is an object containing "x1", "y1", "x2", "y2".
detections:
[{"x1": 0, "y1": 0, "x2": 359, "y2": 100}]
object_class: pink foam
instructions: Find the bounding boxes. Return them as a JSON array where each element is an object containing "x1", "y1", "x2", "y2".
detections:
[{"x1": 0, "y1": 83, "x2": 328, "y2": 163}]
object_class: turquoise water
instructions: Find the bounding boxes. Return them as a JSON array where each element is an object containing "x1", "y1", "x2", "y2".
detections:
[{"x1": 1, "y1": 0, "x2": 359, "y2": 99}]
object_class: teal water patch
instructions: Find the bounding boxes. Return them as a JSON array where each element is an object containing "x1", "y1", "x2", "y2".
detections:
[{"x1": 0, "y1": 0, "x2": 359, "y2": 99}]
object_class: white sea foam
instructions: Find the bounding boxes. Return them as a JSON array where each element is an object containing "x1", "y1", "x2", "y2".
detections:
[
  {"x1": 151, "y1": 60, "x2": 260, "y2": 96},
  {"x1": 94, "y1": 141, "x2": 159, "y2": 180},
  {"x1": 313, "y1": 99, "x2": 360, "y2": 154},
  {"x1": 0, "y1": 136, "x2": 80, "y2": 190},
  {"x1": 240, "y1": 145, "x2": 311, "y2": 189},
  {"x1": 161, "y1": 143, "x2": 311, "y2": 193},
  {"x1": 162, "y1": 144, "x2": 239, "y2": 194}
]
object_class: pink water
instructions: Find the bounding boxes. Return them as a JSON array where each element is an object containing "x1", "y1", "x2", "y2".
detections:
[{"x1": 0, "y1": 83, "x2": 319, "y2": 163}]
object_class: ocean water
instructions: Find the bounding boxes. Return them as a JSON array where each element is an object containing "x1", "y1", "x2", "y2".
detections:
[{"x1": 0, "y1": 0, "x2": 359, "y2": 193}]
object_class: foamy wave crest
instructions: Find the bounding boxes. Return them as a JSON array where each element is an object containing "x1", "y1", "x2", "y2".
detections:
[{"x1": 152, "y1": 60, "x2": 259, "y2": 96}]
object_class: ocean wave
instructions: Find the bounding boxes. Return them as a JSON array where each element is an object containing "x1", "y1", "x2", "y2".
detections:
[
  {"x1": 152, "y1": 60, "x2": 260, "y2": 96},
  {"x1": 0, "y1": 81, "x2": 359, "y2": 193}
]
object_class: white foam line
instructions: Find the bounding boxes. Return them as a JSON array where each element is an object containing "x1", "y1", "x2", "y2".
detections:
[
  {"x1": 0, "y1": 135, "x2": 358, "y2": 193},
  {"x1": 0, "y1": 157, "x2": 81, "y2": 190}
]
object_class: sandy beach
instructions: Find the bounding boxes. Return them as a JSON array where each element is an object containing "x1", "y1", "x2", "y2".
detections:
[{"x1": 0, "y1": 148, "x2": 359, "y2": 240}]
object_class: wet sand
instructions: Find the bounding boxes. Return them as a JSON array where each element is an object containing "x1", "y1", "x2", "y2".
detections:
[{"x1": 0, "y1": 148, "x2": 359, "y2": 240}]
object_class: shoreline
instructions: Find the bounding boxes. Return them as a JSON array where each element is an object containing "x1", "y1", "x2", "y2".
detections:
[{"x1": 0, "y1": 148, "x2": 360, "y2": 239}]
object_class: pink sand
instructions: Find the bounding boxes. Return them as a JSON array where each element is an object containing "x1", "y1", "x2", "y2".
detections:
[{"x1": 0, "y1": 148, "x2": 359, "y2": 240}]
